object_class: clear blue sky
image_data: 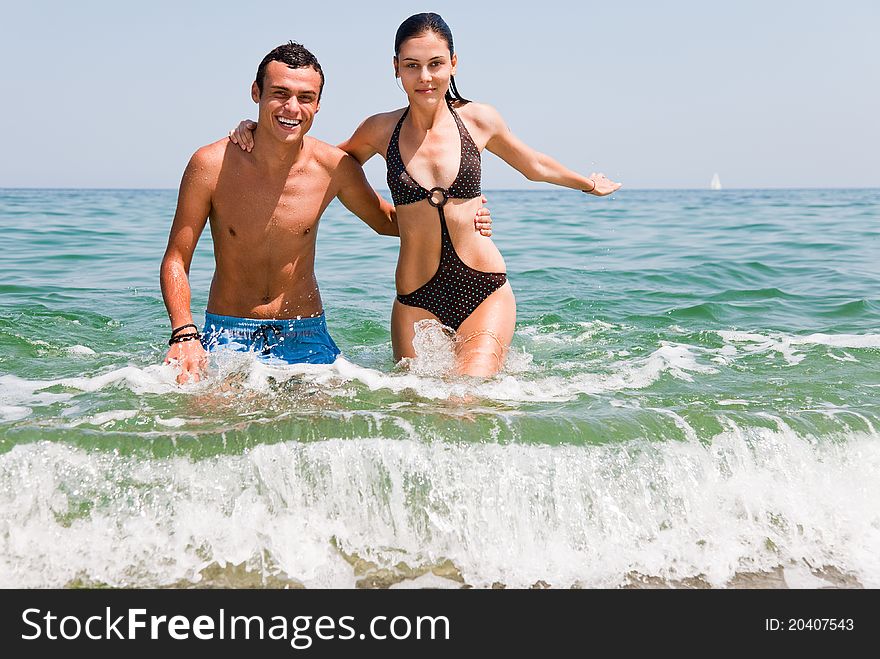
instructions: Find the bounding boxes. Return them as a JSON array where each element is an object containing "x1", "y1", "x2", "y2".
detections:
[{"x1": 1, "y1": 0, "x2": 877, "y2": 189}]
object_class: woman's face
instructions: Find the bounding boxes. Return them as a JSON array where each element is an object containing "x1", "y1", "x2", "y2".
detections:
[{"x1": 395, "y1": 31, "x2": 457, "y2": 103}]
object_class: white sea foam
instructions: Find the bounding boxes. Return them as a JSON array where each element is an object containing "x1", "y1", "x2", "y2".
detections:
[
  {"x1": 66, "y1": 345, "x2": 96, "y2": 356},
  {"x1": 68, "y1": 409, "x2": 138, "y2": 427},
  {"x1": 321, "y1": 341, "x2": 711, "y2": 402},
  {"x1": 1, "y1": 426, "x2": 878, "y2": 588},
  {"x1": 58, "y1": 364, "x2": 180, "y2": 395},
  {"x1": 20, "y1": 338, "x2": 97, "y2": 357},
  {"x1": 0, "y1": 338, "x2": 717, "y2": 409},
  {"x1": 1, "y1": 328, "x2": 873, "y2": 414},
  {"x1": 716, "y1": 331, "x2": 805, "y2": 365},
  {"x1": 155, "y1": 416, "x2": 187, "y2": 428},
  {"x1": 0, "y1": 374, "x2": 73, "y2": 409},
  {"x1": 518, "y1": 320, "x2": 615, "y2": 345},
  {"x1": 403, "y1": 320, "x2": 456, "y2": 376},
  {"x1": 792, "y1": 333, "x2": 880, "y2": 349},
  {"x1": 0, "y1": 405, "x2": 31, "y2": 422},
  {"x1": 782, "y1": 563, "x2": 835, "y2": 588},
  {"x1": 716, "y1": 330, "x2": 880, "y2": 365},
  {"x1": 827, "y1": 351, "x2": 859, "y2": 363}
]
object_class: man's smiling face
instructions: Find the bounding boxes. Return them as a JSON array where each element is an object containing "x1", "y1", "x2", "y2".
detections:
[{"x1": 252, "y1": 61, "x2": 322, "y2": 143}]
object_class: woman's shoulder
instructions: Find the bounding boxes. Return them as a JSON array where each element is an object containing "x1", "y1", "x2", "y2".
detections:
[
  {"x1": 452, "y1": 101, "x2": 504, "y2": 133},
  {"x1": 455, "y1": 101, "x2": 503, "y2": 129}
]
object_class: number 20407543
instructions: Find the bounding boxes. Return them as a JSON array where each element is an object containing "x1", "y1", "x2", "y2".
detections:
[{"x1": 765, "y1": 619, "x2": 854, "y2": 631}]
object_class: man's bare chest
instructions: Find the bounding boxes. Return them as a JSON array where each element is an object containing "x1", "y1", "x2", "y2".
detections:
[{"x1": 211, "y1": 179, "x2": 331, "y2": 241}]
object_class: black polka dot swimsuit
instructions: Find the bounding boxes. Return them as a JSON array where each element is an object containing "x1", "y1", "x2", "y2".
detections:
[{"x1": 387, "y1": 101, "x2": 507, "y2": 331}]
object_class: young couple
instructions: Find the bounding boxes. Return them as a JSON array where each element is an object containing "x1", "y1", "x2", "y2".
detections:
[{"x1": 161, "y1": 12, "x2": 620, "y2": 385}]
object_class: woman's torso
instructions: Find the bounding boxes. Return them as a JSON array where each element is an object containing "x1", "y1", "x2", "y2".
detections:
[{"x1": 379, "y1": 101, "x2": 506, "y2": 294}]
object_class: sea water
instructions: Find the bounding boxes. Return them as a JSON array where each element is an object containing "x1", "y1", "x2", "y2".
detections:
[{"x1": 1, "y1": 188, "x2": 878, "y2": 588}]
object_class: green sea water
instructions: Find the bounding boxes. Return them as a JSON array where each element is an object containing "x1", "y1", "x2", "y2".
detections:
[{"x1": 1, "y1": 188, "x2": 878, "y2": 588}]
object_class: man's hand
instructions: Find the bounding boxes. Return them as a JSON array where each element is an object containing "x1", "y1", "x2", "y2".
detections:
[
  {"x1": 164, "y1": 340, "x2": 208, "y2": 384},
  {"x1": 475, "y1": 195, "x2": 492, "y2": 237},
  {"x1": 229, "y1": 120, "x2": 257, "y2": 152}
]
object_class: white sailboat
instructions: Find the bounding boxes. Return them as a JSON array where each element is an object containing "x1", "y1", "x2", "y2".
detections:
[{"x1": 710, "y1": 173, "x2": 722, "y2": 190}]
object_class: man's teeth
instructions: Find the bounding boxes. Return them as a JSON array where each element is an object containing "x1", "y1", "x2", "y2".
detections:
[{"x1": 277, "y1": 118, "x2": 301, "y2": 127}]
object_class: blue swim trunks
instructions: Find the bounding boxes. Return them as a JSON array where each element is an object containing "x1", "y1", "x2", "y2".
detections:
[{"x1": 201, "y1": 312, "x2": 341, "y2": 365}]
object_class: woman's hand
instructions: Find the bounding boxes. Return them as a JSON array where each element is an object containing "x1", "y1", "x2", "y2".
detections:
[
  {"x1": 228, "y1": 120, "x2": 257, "y2": 152},
  {"x1": 475, "y1": 195, "x2": 492, "y2": 236},
  {"x1": 585, "y1": 173, "x2": 621, "y2": 196}
]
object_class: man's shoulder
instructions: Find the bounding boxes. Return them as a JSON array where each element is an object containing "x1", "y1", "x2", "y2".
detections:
[
  {"x1": 189, "y1": 138, "x2": 231, "y2": 170},
  {"x1": 177, "y1": 139, "x2": 231, "y2": 193},
  {"x1": 307, "y1": 137, "x2": 357, "y2": 170}
]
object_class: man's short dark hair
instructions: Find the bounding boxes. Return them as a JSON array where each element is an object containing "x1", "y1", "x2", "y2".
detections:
[{"x1": 255, "y1": 41, "x2": 324, "y2": 99}]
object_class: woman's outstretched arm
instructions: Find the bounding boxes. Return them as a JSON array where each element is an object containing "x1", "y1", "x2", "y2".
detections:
[{"x1": 479, "y1": 104, "x2": 621, "y2": 196}]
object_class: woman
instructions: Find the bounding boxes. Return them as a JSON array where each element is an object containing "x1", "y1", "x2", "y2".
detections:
[{"x1": 233, "y1": 13, "x2": 620, "y2": 377}]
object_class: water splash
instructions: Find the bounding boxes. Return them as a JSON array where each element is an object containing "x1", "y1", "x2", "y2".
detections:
[{"x1": 1, "y1": 428, "x2": 877, "y2": 588}]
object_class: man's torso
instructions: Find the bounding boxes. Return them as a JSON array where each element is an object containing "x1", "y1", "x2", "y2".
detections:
[{"x1": 204, "y1": 137, "x2": 341, "y2": 319}]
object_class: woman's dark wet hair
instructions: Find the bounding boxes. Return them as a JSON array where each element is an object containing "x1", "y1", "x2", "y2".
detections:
[
  {"x1": 394, "y1": 13, "x2": 469, "y2": 104},
  {"x1": 255, "y1": 41, "x2": 325, "y2": 100}
]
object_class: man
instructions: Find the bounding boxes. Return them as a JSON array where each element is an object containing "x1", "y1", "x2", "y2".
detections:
[{"x1": 161, "y1": 42, "x2": 491, "y2": 383}]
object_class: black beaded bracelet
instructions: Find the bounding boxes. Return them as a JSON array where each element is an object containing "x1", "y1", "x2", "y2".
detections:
[
  {"x1": 168, "y1": 332, "x2": 201, "y2": 346},
  {"x1": 171, "y1": 323, "x2": 198, "y2": 337}
]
